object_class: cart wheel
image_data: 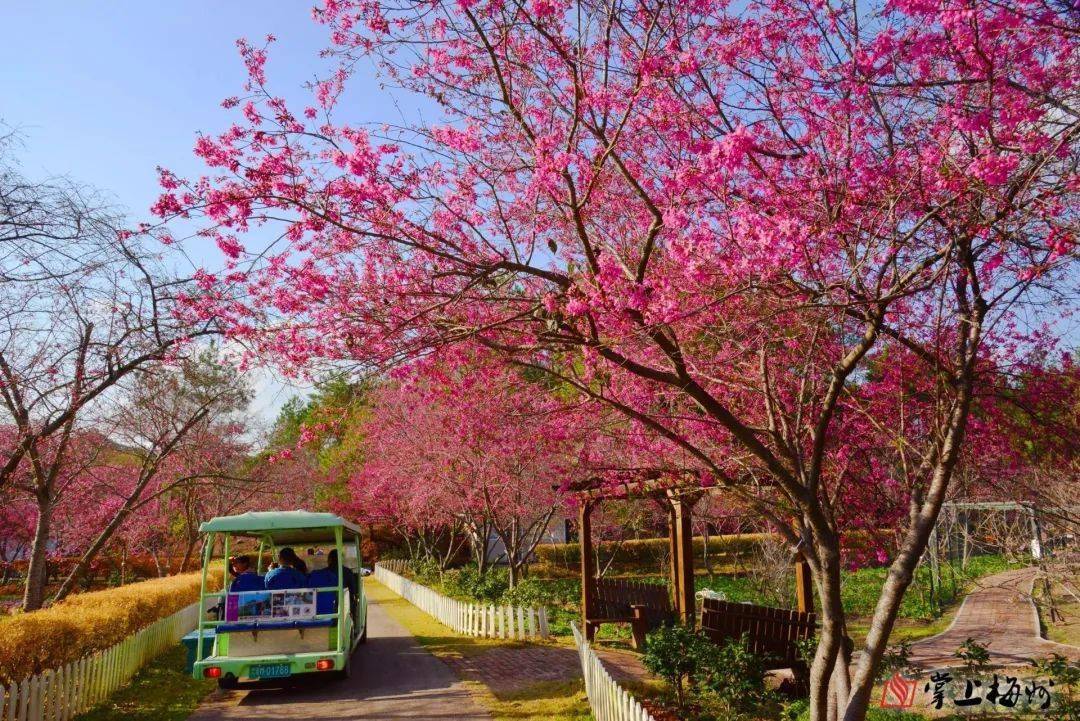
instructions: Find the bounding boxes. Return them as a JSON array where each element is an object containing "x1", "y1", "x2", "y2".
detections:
[{"x1": 218, "y1": 675, "x2": 239, "y2": 690}]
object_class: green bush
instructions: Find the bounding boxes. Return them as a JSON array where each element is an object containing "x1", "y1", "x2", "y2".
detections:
[
  {"x1": 696, "y1": 634, "x2": 773, "y2": 713},
  {"x1": 409, "y1": 557, "x2": 445, "y2": 587},
  {"x1": 1033, "y1": 654, "x2": 1080, "y2": 721},
  {"x1": 955, "y1": 637, "x2": 991, "y2": 675},
  {"x1": 877, "y1": 640, "x2": 914, "y2": 680},
  {"x1": 643, "y1": 623, "x2": 772, "y2": 714},
  {"x1": 441, "y1": 566, "x2": 510, "y2": 602},
  {"x1": 643, "y1": 623, "x2": 708, "y2": 707},
  {"x1": 535, "y1": 533, "x2": 770, "y2": 569},
  {"x1": 501, "y1": 577, "x2": 579, "y2": 608}
]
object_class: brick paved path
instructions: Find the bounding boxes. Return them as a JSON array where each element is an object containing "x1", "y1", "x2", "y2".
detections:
[
  {"x1": 444, "y1": 645, "x2": 580, "y2": 693},
  {"x1": 595, "y1": 647, "x2": 652, "y2": 684},
  {"x1": 908, "y1": 567, "x2": 1080, "y2": 668},
  {"x1": 443, "y1": 641, "x2": 653, "y2": 693}
]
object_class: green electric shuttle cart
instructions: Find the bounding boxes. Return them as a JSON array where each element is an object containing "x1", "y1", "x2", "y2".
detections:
[{"x1": 187, "y1": 511, "x2": 367, "y2": 687}]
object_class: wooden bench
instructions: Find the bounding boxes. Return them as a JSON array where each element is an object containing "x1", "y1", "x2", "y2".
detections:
[
  {"x1": 585, "y1": 577, "x2": 674, "y2": 649},
  {"x1": 700, "y1": 597, "x2": 817, "y2": 695}
]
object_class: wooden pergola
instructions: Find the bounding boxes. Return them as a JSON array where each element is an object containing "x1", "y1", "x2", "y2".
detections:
[{"x1": 572, "y1": 474, "x2": 814, "y2": 632}]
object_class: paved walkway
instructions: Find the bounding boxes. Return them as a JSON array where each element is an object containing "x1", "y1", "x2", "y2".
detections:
[
  {"x1": 442, "y1": 642, "x2": 649, "y2": 694},
  {"x1": 187, "y1": 599, "x2": 490, "y2": 721},
  {"x1": 909, "y1": 567, "x2": 1080, "y2": 668},
  {"x1": 444, "y1": 644, "x2": 579, "y2": 693}
]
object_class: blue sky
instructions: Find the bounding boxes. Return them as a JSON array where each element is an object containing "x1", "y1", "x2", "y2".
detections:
[{"x1": 2, "y1": 2, "x2": 401, "y2": 428}]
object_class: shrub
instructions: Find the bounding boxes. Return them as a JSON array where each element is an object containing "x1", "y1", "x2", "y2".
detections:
[
  {"x1": 696, "y1": 634, "x2": 773, "y2": 714},
  {"x1": 0, "y1": 570, "x2": 219, "y2": 684},
  {"x1": 644, "y1": 623, "x2": 773, "y2": 715},
  {"x1": 643, "y1": 623, "x2": 708, "y2": 707},
  {"x1": 409, "y1": 557, "x2": 445, "y2": 587},
  {"x1": 877, "y1": 640, "x2": 914, "y2": 680},
  {"x1": 535, "y1": 533, "x2": 771, "y2": 569},
  {"x1": 442, "y1": 566, "x2": 509, "y2": 602},
  {"x1": 501, "y1": 577, "x2": 579, "y2": 608},
  {"x1": 1033, "y1": 654, "x2": 1080, "y2": 721},
  {"x1": 955, "y1": 637, "x2": 991, "y2": 676}
]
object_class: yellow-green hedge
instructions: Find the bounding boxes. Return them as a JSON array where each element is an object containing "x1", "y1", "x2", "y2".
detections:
[
  {"x1": 0, "y1": 570, "x2": 221, "y2": 684},
  {"x1": 535, "y1": 533, "x2": 771, "y2": 569}
]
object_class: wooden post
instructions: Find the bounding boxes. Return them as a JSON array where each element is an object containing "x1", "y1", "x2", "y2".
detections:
[
  {"x1": 579, "y1": 499, "x2": 596, "y2": 640},
  {"x1": 669, "y1": 494, "x2": 695, "y2": 625},
  {"x1": 676, "y1": 497, "x2": 695, "y2": 625},
  {"x1": 667, "y1": 499, "x2": 682, "y2": 620},
  {"x1": 795, "y1": 552, "x2": 814, "y2": 614}
]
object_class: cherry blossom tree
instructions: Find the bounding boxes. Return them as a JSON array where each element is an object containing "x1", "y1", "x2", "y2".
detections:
[
  {"x1": 0, "y1": 138, "x2": 220, "y2": 609},
  {"x1": 342, "y1": 353, "x2": 581, "y2": 585},
  {"x1": 49, "y1": 347, "x2": 253, "y2": 603},
  {"x1": 160, "y1": 2, "x2": 1077, "y2": 718},
  {"x1": 0, "y1": 490, "x2": 33, "y2": 584}
]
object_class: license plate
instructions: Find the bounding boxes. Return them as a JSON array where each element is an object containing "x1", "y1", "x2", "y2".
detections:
[{"x1": 249, "y1": 663, "x2": 291, "y2": 679}]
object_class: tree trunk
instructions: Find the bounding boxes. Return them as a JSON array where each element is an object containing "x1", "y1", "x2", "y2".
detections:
[
  {"x1": 52, "y1": 503, "x2": 135, "y2": 603},
  {"x1": 466, "y1": 519, "x2": 492, "y2": 574},
  {"x1": 22, "y1": 496, "x2": 53, "y2": 611},
  {"x1": 841, "y1": 302, "x2": 983, "y2": 721},
  {"x1": 178, "y1": 536, "x2": 198, "y2": 574},
  {"x1": 507, "y1": 557, "x2": 520, "y2": 588},
  {"x1": 476, "y1": 540, "x2": 490, "y2": 575},
  {"x1": 807, "y1": 540, "x2": 847, "y2": 721}
]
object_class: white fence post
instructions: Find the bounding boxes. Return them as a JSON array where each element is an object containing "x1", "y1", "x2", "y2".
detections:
[
  {"x1": 571, "y1": 623, "x2": 655, "y2": 721},
  {"x1": 372, "y1": 562, "x2": 548, "y2": 640},
  {"x1": 0, "y1": 601, "x2": 199, "y2": 721}
]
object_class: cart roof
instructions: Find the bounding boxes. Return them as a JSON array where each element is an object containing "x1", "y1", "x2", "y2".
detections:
[{"x1": 199, "y1": 510, "x2": 362, "y2": 544}]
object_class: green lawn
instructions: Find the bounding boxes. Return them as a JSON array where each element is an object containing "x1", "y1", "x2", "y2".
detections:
[
  {"x1": 76, "y1": 645, "x2": 213, "y2": 721},
  {"x1": 1036, "y1": 571, "x2": 1080, "y2": 648},
  {"x1": 403, "y1": 553, "x2": 1021, "y2": 647}
]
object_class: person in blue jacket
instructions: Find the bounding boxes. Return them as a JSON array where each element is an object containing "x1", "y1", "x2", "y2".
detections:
[
  {"x1": 264, "y1": 547, "x2": 308, "y2": 590},
  {"x1": 228, "y1": 554, "x2": 264, "y2": 592},
  {"x1": 307, "y1": 550, "x2": 359, "y2": 616},
  {"x1": 306, "y1": 556, "x2": 338, "y2": 615}
]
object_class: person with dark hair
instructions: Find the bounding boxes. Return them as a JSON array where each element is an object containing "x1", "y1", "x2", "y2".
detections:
[
  {"x1": 329, "y1": 549, "x2": 358, "y2": 602},
  {"x1": 307, "y1": 549, "x2": 358, "y2": 616},
  {"x1": 281, "y1": 546, "x2": 309, "y2": 575},
  {"x1": 228, "y1": 554, "x2": 264, "y2": 592},
  {"x1": 264, "y1": 547, "x2": 308, "y2": 589}
]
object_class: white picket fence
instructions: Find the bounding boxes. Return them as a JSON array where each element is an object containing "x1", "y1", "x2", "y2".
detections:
[
  {"x1": 572, "y1": 624, "x2": 656, "y2": 721},
  {"x1": 373, "y1": 562, "x2": 549, "y2": 640},
  {"x1": 0, "y1": 602, "x2": 199, "y2": 721}
]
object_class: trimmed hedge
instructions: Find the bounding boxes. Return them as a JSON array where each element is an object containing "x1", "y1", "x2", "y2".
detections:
[
  {"x1": 0, "y1": 570, "x2": 221, "y2": 684},
  {"x1": 535, "y1": 533, "x2": 771, "y2": 569}
]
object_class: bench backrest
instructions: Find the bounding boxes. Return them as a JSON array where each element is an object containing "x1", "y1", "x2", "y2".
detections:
[
  {"x1": 588, "y1": 577, "x2": 672, "y2": 617},
  {"x1": 700, "y1": 598, "x2": 816, "y2": 666}
]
